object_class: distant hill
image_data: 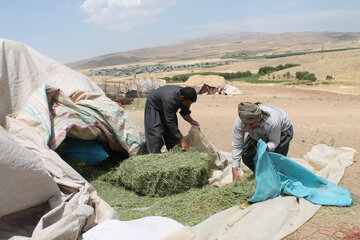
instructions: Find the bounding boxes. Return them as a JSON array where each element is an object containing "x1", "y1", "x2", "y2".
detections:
[{"x1": 67, "y1": 31, "x2": 360, "y2": 70}]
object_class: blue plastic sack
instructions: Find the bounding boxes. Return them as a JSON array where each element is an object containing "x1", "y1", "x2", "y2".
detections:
[
  {"x1": 60, "y1": 138, "x2": 109, "y2": 166},
  {"x1": 250, "y1": 139, "x2": 352, "y2": 206}
]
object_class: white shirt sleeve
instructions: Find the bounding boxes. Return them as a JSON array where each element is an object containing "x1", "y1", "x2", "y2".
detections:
[
  {"x1": 231, "y1": 117, "x2": 245, "y2": 168},
  {"x1": 266, "y1": 121, "x2": 281, "y2": 151}
]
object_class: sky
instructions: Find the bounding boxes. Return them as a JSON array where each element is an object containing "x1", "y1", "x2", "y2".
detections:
[{"x1": 1, "y1": 0, "x2": 360, "y2": 64}]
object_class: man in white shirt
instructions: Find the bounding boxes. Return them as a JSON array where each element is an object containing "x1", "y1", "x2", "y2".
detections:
[{"x1": 232, "y1": 102, "x2": 293, "y2": 182}]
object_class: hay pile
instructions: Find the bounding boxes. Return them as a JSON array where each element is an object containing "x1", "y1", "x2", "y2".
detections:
[
  {"x1": 92, "y1": 175, "x2": 256, "y2": 226},
  {"x1": 101, "y1": 149, "x2": 212, "y2": 196}
]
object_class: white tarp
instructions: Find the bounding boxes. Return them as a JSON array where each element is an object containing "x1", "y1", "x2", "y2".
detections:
[
  {"x1": 83, "y1": 217, "x2": 184, "y2": 240},
  {"x1": 0, "y1": 38, "x2": 103, "y2": 126},
  {"x1": 0, "y1": 127, "x2": 60, "y2": 219},
  {"x1": 4, "y1": 118, "x2": 117, "y2": 240}
]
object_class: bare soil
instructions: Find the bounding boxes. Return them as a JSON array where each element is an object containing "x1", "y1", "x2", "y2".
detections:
[{"x1": 126, "y1": 83, "x2": 360, "y2": 239}]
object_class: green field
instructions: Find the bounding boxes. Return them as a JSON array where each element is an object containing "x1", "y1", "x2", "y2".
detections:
[{"x1": 165, "y1": 72, "x2": 289, "y2": 84}]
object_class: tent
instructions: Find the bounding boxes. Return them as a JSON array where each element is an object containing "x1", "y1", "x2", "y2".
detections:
[
  {"x1": 0, "y1": 38, "x2": 145, "y2": 239},
  {"x1": 0, "y1": 38, "x2": 104, "y2": 126},
  {"x1": 0, "y1": 38, "x2": 357, "y2": 240},
  {"x1": 183, "y1": 74, "x2": 242, "y2": 95}
]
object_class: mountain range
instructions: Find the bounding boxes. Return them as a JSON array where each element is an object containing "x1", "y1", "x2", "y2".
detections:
[{"x1": 68, "y1": 31, "x2": 360, "y2": 70}]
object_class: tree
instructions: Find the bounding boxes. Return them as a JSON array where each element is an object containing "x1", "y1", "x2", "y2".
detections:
[{"x1": 296, "y1": 71, "x2": 317, "y2": 82}]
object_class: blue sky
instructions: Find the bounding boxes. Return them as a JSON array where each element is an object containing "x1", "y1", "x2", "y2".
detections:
[{"x1": 1, "y1": 0, "x2": 359, "y2": 63}]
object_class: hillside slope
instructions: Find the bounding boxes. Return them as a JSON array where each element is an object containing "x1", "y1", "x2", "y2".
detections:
[{"x1": 68, "y1": 31, "x2": 360, "y2": 69}]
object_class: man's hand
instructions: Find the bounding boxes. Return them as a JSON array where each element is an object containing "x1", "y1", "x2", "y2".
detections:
[
  {"x1": 182, "y1": 115, "x2": 200, "y2": 129},
  {"x1": 180, "y1": 137, "x2": 189, "y2": 151},
  {"x1": 232, "y1": 168, "x2": 242, "y2": 182},
  {"x1": 190, "y1": 120, "x2": 200, "y2": 127}
]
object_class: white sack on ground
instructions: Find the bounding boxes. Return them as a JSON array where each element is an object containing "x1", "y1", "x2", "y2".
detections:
[
  {"x1": 83, "y1": 217, "x2": 184, "y2": 240},
  {"x1": 223, "y1": 84, "x2": 242, "y2": 95},
  {"x1": 172, "y1": 127, "x2": 357, "y2": 240},
  {"x1": 0, "y1": 38, "x2": 104, "y2": 126}
]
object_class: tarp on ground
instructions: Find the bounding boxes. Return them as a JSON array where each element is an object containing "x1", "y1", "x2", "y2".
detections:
[
  {"x1": 251, "y1": 139, "x2": 352, "y2": 206},
  {"x1": 165, "y1": 127, "x2": 356, "y2": 240},
  {"x1": 0, "y1": 38, "x2": 144, "y2": 240}
]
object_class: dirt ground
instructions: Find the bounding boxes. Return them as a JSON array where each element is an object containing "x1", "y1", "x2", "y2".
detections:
[{"x1": 126, "y1": 83, "x2": 360, "y2": 239}]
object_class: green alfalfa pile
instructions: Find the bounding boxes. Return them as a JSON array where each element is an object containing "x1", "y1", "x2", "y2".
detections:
[
  {"x1": 100, "y1": 148, "x2": 212, "y2": 196},
  {"x1": 65, "y1": 148, "x2": 256, "y2": 226}
]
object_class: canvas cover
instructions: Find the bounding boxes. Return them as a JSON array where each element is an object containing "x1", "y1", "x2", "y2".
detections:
[
  {"x1": 0, "y1": 38, "x2": 104, "y2": 126},
  {"x1": 3, "y1": 118, "x2": 118, "y2": 240},
  {"x1": 0, "y1": 127, "x2": 60, "y2": 219},
  {"x1": 9, "y1": 84, "x2": 145, "y2": 156}
]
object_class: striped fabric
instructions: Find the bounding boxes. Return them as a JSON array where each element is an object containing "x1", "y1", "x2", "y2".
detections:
[{"x1": 11, "y1": 85, "x2": 145, "y2": 156}]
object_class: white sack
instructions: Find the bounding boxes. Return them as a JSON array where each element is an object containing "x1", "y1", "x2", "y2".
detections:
[
  {"x1": 223, "y1": 84, "x2": 242, "y2": 95},
  {"x1": 83, "y1": 217, "x2": 184, "y2": 240}
]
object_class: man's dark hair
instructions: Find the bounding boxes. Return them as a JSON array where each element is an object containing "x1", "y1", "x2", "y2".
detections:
[{"x1": 180, "y1": 87, "x2": 197, "y2": 102}]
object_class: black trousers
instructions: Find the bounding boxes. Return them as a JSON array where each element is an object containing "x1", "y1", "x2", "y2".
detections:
[
  {"x1": 242, "y1": 126, "x2": 294, "y2": 172},
  {"x1": 144, "y1": 101, "x2": 180, "y2": 153}
]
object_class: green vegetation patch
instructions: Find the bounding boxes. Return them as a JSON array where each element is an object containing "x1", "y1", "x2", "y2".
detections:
[
  {"x1": 165, "y1": 71, "x2": 290, "y2": 84},
  {"x1": 295, "y1": 71, "x2": 317, "y2": 82},
  {"x1": 92, "y1": 175, "x2": 255, "y2": 226},
  {"x1": 64, "y1": 150, "x2": 256, "y2": 226},
  {"x1": 101, "y1": 150, "x2": 212, "y2": 197},
  {"x1": 164, "y1": 71, "x2": 252, "y2": 82},
  {"x1": 258, "y1": 63, "x2": 300, "y2": 76},
  {"x1": 231, "y1": 74, "x2": 289, "y2": 84}
]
